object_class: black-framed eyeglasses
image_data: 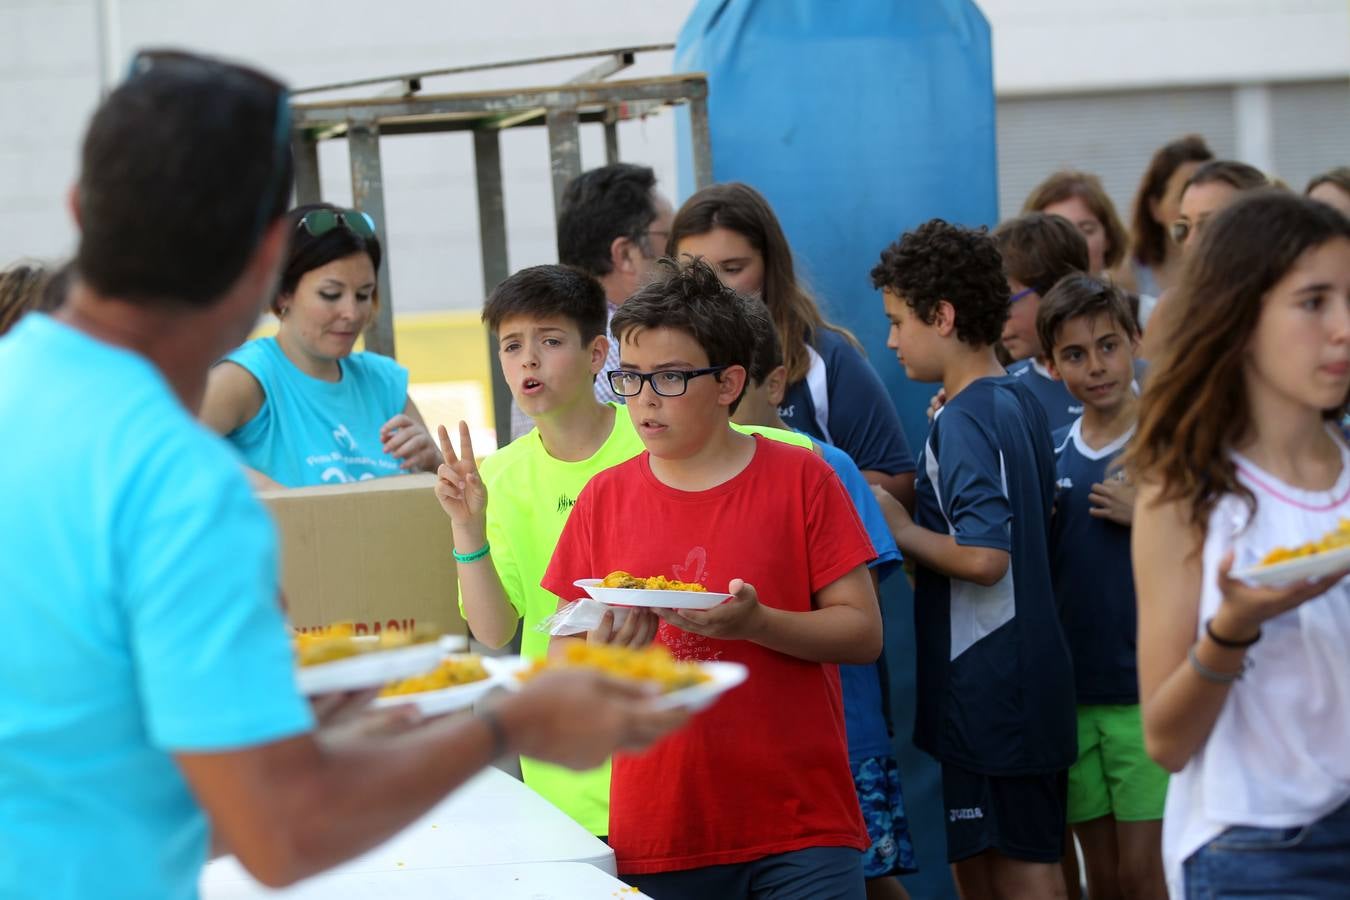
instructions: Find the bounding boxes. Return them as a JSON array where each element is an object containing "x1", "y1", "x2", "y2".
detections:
[
  {"x1": 297, "y1": 208, "x2": 378, "y2": 240},
  {"x1": 125, "y1": 49, "x2": 291, "y2": 243},
  {"x1": 607, "y1": 366, "x2": 727, "y2": 398}
]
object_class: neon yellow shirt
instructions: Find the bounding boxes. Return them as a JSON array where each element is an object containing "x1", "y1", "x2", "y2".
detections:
[
  {"x1": 467, "y1": 407, "x2": 811, "y2": 834},
  {"x1": 470, "y1": 405, "x2": 641, "y2": 834}
]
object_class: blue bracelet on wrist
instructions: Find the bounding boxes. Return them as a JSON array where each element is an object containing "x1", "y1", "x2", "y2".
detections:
[{"x1": 453, "y1": 542, "x2": 490, "y2": 564}]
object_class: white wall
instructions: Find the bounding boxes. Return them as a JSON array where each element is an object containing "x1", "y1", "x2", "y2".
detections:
[
  {"x1": 982, "y1": 0, "x2": 1350, "y2": 94},
  {"x1": 2, "y1": 0, "x2": 1346, "y2": 311}
]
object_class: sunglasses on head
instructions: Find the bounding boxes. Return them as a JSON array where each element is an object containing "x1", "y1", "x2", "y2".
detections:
[{"x1": 296, "y1": 208, "x2": 378, "y2": 240}]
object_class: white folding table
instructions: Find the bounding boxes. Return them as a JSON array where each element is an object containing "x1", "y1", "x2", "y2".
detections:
[
  {"x1": 201, "y1": 767, "x2": 624, "y2": 898},
  {"x1": 201, "y1": 861, "x2": 649, "y2": 899}
]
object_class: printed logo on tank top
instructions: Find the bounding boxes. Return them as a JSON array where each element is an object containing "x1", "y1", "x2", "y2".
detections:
[
  {"x1": 306, "y1": 421, "x2": 395, "y2": 483},
  {"x1": 556, "y1": 494, "x2": 576, "y2": 514},
  {"x1": 332, "y1": 423, "x2": 359, "y2": 452}
]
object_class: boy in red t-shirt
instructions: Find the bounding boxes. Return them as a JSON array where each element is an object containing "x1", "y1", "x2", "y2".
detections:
[{"x1": 543, "y1": 259, "x2": 882, "y2": 900}]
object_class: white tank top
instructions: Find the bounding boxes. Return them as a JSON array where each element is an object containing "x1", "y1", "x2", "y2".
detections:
[{"x1": 1164, "y1": 437, "x2": 1350, "y2": 895}]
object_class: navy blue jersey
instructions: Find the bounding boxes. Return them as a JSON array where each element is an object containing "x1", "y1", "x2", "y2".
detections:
[
  {"x1": 1007, "y1": 358, "x2": 1081, "y2": 434},
  {"x1": 912, "y1": 376, "x2": 1076, "y2": 775},
  {"x1": 780, "y1": 327, "x2": 915, "y2": 476},
  {"x1": 1049, "y1": 420, "x2": 1140, "y2": 704}
]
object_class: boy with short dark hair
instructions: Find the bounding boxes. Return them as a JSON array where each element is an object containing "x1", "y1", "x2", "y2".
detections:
[
  {"x1": 436, "y1": 263, "x2": 646, "y2": 835},
  {"x1": 733, "y1": 302, "x2": 918, "y2": 900},
  {"x1": 994, "y1": 212, "x2": 1092, "y2": 432},
  {"x1": 868, "y1": 220, "x2": 1075, "y2": 900},
  {"x1": 544, "y1": 259, "x2": 883, "y2": 899},
  {"x1": 1037, "y1": 274, "x2": 1168, "y2": 900}
]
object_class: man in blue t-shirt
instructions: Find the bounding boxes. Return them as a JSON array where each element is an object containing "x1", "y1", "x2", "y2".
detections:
[
  {"x1": 868, "y1": 221, "x2": 1076, "y2": 900},
  {"x1": 0, "y1": 52, "x2": 684, "y2": 900}
]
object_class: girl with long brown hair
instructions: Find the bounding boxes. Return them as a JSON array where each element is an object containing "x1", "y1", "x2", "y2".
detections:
[
  {"x1": 1123, "y1": 135, "x2": 1213, "y2": 299},
  {"x1": 1128, "y1": 190, "x2": 1350, "y2": 897},
  {"x1": 669, "y1": 182, "x2": 915, "y2": 508}
]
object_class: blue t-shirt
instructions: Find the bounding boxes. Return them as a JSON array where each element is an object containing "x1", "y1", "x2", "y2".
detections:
[
  {"x1": 912, "y1": 375, "x2": 1076, "y2": 775},
  {"x1": 1007, "y1": 357, "x2": 1081, "y2": 434},
  {"x1": 780, "y1": 327, "x2": 915, "y2": 476},
  {"x1": 1050, "y1": 420, "x2": 1140, "y2": 705},
  {"x1": 814, "y1": 438, "x2": 903, "y2": 761},
  {"x1": 0, "y1": 315, "x2": 313, "y2": 900},
  {"x1": 224, "y1": 336, "x2": 410, "y2": 487}
]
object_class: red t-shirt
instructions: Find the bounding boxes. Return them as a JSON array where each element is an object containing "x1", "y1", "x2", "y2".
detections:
[{"x1": 542, "y1": 435, "x2": 875, "y2": 874}]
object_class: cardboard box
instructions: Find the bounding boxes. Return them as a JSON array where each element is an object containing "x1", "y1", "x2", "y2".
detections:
[{"x1": 260, "y1": 473, "x2": 464, "y2": 638}]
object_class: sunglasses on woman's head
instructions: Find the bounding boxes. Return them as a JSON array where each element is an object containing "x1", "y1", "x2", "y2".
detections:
[{"x1": 296, "y1": 209, "x2": 378, "y2": 240}]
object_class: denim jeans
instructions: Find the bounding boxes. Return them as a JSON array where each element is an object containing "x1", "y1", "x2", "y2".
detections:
[{"x1": 1183, "y1": 796, "x2": 1350, "y2": 898}]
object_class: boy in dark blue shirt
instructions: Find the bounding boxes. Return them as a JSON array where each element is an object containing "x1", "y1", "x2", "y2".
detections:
[
  {"x1": 868, "y1": 220, "x2": 1075, "y2": 900},
  {"x1": 1038, "y1": 274, "x2": 1168, "y2": 900}
]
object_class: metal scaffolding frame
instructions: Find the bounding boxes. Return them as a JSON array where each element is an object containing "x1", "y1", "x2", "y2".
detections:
[{"x1": 286, "y1": 46, "x2": 714, "y2": 445}]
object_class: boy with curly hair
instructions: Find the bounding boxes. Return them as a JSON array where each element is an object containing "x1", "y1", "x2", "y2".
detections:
[{"x1": 868, "y1": 220, "x2": 1075, "y2": 900}]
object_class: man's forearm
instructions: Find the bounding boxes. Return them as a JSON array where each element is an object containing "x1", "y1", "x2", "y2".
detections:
[
  {"x1": 290, "y1": 714, "x2": 502, "y2": 874},
  {"x1": 200, "y1": 713, "x2": 501, "y2": 887}
]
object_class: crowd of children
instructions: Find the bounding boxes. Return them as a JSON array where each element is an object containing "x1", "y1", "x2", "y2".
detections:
[
  {"x1": 440, "y1": 152, "x2": 1350, "y2": 900},
  {"x1": 1, "y1": 53, "x2": 1346, "y2": 899}
]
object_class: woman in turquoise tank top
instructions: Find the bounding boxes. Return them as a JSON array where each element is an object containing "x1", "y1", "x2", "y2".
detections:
[{"x1": 200, "y1": 204, "x2": 440, "y2": 487}]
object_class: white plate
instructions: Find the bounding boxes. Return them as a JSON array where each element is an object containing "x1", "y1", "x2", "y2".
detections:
[
  {"x1": 1231, "y1": 544, "x2": 1350, "y2": 587},
  {"x1": 372, "y1": 655, "x2": 527, "y2": 716},
  {"x1": 573, "y1": 578, "x2": 732, "y2": 610},
  {"x1": 439, "y1": 633, "x2": 469, "y2": 653},
  {"x1": 295, "y1": 639, "x2": 445, "y2": 696},
  {"x1": 499, "y1": 658, "x2": 748, "y2": 713},
  {"x1": 649, "y1": 660, "x2": 749, "y2": 712}
]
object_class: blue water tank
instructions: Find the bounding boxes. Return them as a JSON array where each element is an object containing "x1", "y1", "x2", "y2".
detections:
[{"x1": 676, "y1": 4, "x2": 997, "y2": 896}]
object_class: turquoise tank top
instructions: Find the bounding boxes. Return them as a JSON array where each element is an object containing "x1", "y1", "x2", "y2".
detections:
[{"x1": 223, "y1": 337, "x2": 410, "y2": 487}]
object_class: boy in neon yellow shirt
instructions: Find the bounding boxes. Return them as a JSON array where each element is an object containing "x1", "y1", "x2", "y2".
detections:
[
  {"x1": 434, "y1": 265, "x2": 640, "y2": 835},
  {"x1": 435, "y1": 265, "x2": 806, "y2": 834}
]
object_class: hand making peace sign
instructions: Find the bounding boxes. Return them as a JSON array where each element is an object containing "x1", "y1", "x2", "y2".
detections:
[{"x1": 434, "y1": 422, "x2": 488, "y2": 528}]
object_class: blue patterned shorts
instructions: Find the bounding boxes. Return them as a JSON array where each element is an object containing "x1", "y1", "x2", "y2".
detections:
[{"x1": 850, "y1": 754, "x2": 918, "y2": 878}]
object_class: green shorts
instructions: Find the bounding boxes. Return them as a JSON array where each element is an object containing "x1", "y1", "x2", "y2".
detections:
[{"x1": 1067, "y1": 704, "x2": 1168, "y2": 824}]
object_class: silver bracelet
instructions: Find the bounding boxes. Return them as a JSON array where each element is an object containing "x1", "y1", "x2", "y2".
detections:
[{"x1": 1188, "y1": 645, "x2": 1245, "y2": 684}]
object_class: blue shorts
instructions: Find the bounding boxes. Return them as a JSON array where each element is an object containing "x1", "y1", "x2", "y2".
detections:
[
  {"x1": 623, "y1": 846, "x2": 865, "y2": 900},
  {"x1": 1183, "y1": 795, "x2": 1350, "y2": 898},
  {"x1": 851, "y1": 754, "x2": 918, "y2": 878}
]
